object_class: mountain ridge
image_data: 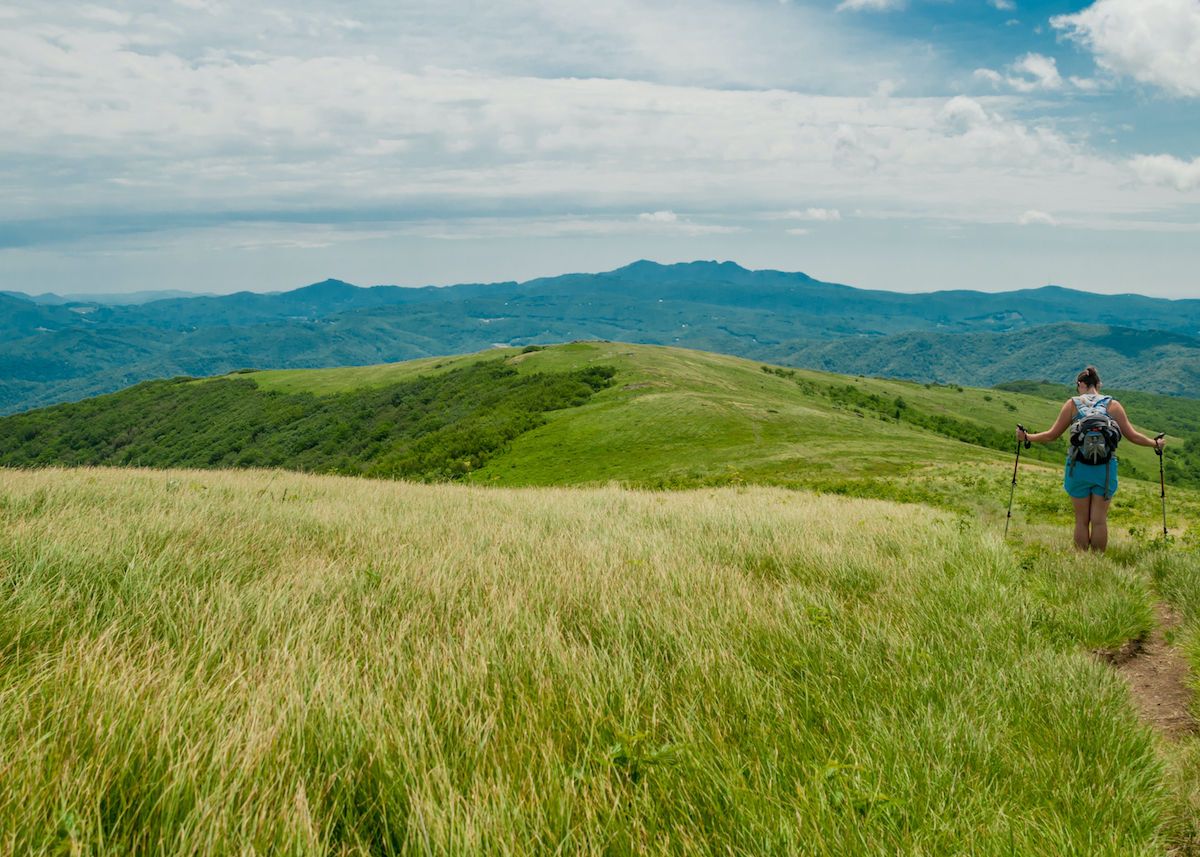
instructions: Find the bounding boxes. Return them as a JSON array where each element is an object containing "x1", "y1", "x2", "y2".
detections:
[
  {"x1": 783, "y1": 322, "x2": 1200, "y2": 396},
  {"x1": 6, "y1": 260, "x2": 1194, "y2": 308},
  {"x1": 4, "y1": 259, "x2": 1200, "y2": 415}
]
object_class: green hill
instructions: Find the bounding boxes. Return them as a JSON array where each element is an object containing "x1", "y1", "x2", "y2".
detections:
[
  {"x1": 1, "y1": 342, "x2": 1194, "y2": 527},
  {"x1": 0, "y1": 358, "x2": 616, "y2": 482}
]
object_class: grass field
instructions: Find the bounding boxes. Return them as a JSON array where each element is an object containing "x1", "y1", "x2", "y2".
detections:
[
  {"x1": 3, "y1": 342, "x2": 1200, "y2": 853},
  {"x1": 1, "y1": 467, "x2": 1192, "y2": 855}
]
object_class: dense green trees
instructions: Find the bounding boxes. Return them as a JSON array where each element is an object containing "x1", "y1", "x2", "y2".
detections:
[{"x1": 0, "y1": 362, "x2": 615, "y2": 481}]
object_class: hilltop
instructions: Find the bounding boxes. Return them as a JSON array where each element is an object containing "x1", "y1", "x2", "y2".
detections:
[
  {"x1": 2, "y1": 342, "x2": 1194, "y2": 522},
  {"x1": 5, "y1": 260, "x2": 1200, "y2": 415}
]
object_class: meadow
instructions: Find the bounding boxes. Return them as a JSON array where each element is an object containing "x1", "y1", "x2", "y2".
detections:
[
  {"x1": 3, "y1": 343, "x2": 1200, "y2": 854},
  {"x1": 7, "y1": 342, "x2": 1196, "y2": 502},
  {"x1": 1, "y1": 467, "x2": 1195, "y2": 855}
]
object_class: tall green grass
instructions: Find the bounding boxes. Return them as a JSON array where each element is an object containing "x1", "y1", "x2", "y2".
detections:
[{"x1": 0, "y1": 467, "x2": 1169, "y2": 854}]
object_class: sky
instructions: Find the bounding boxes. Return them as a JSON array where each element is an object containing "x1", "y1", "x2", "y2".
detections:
[{"x1": 1, "y1": 0, "x2": 1198, "y2": 297}]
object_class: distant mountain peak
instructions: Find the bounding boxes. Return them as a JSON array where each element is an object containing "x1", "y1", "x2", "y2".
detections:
[
  {"x1": 614, "y1": 259, "x2": 749, "y2": 275},
  {"x1": 288, "y1": 278, "x2": 359, "y2": 298}
]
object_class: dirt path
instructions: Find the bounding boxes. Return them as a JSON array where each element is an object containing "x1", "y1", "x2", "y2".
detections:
[{"x1": 1099, "y1": 603, "x2": 1196, "y2": 740}]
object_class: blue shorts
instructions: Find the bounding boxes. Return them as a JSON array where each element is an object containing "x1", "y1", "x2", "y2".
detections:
[{"x1": 1064, "y1": 457, "x2": 1118, "y2": 499}]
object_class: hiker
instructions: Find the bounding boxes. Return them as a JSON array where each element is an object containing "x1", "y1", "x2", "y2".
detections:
[{"x1": 1016, "y1": 366, "x2": 1165, "y2": 552}]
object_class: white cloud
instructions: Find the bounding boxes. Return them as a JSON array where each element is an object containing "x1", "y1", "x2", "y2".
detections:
[
  {"x1": 1052, "y1": 0, "x2": 1200, "y2": 97},
  {"x1": 837, "y1": 0, "x2": 904, "y2": 11},
  {"x1": 1018, "y1": 209, "x2": 1058, "y2": 226},
  {"x1": 419, "y1": 214, "x2": 744, "y2": 239},
  {"x1": 476, "y1": 0, "x2": 925, "y2": 91},
  {"x1": 973, "y1": 68, "x2": 1005, "y2": 87},
  {"x1": 784, "y1": 208, "x2": 842, "y2": 221},
  {"x1": 0, "y1": 0, "x2": 929, "y2": 100},
  {"x1": 937, "y1": 95, "x2": 991, "y2": 133},
  {"x1": 786, "y1": 227, "x2": 811, "y2": 235},
  {"x1": 974, "y1": 53, "x2": 1100, "y2": 93},
  {"x1": 873, "y1": 79, "x2": 898, "y2": 99},
  {"x1": 1007, "y1": 53, "x2": 1063, "y2": 91},
  {"x1": 1130, "y1": 154, "x2": 1200, "y2": 191},
  {"x1": 0, "y1": 0, "x2": 1190, "y2": 253},
  {"x1": 0, "y1": 49, "x2": 1117, "y2": 234},
  {"x1": 78, "y1": 5, "x2": 132, "y2": 25},
  {"x1": 988, "y1": 0, "x2": 1016, "y2": 10},
  {"x1": 831, "y1": 123, "x2": 881, "y2": 172},
  {"x1": 638, "y1": 210, "x2": 679, "y2": 222}
]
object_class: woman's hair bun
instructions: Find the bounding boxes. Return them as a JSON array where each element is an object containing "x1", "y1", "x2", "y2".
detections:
[{"x1": 1076, "y1": 365, "x2": 1101, "y2": 387}]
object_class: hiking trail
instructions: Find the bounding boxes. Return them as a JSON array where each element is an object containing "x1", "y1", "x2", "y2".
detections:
[{"x1": 1100, "y1": 603, "x2": 1196, "y2": 741}]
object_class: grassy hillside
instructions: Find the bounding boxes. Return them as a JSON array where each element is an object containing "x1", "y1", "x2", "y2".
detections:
[
  {"x1": 248, "y1": 343, "x2": 1183, "y2": 483},
  {"x1": 0, "y1": 467, "x2": 1181, "y2": 854},
  {"x1": 2, "y1": 342, "x2": 1194, "y2": 530}
]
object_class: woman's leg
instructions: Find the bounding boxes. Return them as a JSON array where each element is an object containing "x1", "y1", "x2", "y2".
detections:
[
  {"x1": 1071, "y1": 496, "x2": 1092, "y2": 550},
  {"x1": 1089, "y1": 493, "x2": 1111, "y2": 552}
]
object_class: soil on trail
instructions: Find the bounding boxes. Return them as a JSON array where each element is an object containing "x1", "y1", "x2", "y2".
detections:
[{"x1": 1100, "y1": 603, "x2": 1197, "y2": 741}]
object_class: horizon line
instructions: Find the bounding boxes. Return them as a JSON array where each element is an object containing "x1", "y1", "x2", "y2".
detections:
[{"x1": 3, "y1": 258, "x2": 1190, "y2": 304}]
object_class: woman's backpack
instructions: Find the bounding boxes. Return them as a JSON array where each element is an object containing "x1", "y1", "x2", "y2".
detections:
[{"x1": 1068, "y1": 395, "x2": 1122, "y2": 465}]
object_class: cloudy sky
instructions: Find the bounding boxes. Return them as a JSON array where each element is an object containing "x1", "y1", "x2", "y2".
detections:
[{"x1": 1, "y1": 0, "x2": 1198, "y2": 296}]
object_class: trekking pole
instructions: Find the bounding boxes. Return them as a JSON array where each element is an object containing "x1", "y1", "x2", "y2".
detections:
[
  {"x1": 1155, "y1": 433, "x2": 1167, "y2": 537},
  {"x1": 1005, "y1": 424, "x2": 1031, "y2": 538}
]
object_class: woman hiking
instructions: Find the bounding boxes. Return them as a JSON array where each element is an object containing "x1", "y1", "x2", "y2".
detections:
[{"x1": 1016, "y1": 366, "x2": 1165, "y2": 552}]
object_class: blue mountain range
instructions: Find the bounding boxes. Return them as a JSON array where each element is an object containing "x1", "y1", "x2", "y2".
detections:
[{"x1": 3, "y1": 260, "x2": 1198, "y2": 414}]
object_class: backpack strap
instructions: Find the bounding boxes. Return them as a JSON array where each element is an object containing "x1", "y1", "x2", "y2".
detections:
[{"x1": 1095, "y1": 395, "x2": 1112, "y2": 413}]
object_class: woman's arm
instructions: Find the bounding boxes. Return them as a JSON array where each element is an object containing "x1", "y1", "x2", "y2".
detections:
[
  {"x1": 1108, "y1": 400, "x2": 1165, "y2": 450},
  {"x1": 1019, "y1": 400, "x2": 1076, "y2": 444}
]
